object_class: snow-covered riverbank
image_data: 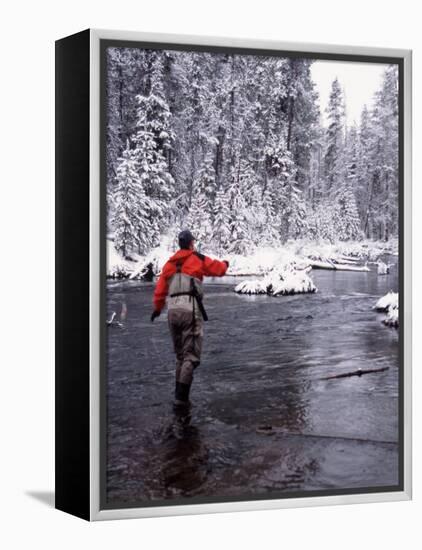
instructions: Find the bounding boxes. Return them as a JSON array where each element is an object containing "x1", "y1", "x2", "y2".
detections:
[{"x1": 107, "y1": 236, "x2": 398, "y2": 280}]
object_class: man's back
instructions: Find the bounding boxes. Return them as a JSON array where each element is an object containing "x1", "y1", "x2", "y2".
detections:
[{"x1": 153, "y1": 249, "x2": 228, "y2": 312}]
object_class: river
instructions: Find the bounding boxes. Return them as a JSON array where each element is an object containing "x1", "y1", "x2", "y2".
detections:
[{"x1": 105, "y1": 259, "x2": 399, "y2": 506}]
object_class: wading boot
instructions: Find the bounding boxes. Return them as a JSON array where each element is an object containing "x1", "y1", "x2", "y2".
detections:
[{"x1": 174, "y1": 381, "x2": 191, "y2": 408}]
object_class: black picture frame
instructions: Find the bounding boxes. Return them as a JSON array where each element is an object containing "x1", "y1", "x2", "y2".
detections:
[{"x1": 55, "y1": 29, "x2": 412, "y2": 521}]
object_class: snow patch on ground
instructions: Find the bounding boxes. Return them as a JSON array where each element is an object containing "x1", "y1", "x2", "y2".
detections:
[
  {"x1": 235, "y1": 266, "x2": 317, "y2": 296},
  {"x1": 107, "y1": 240, "x2": 136, "y2": 278},
  {"x1": 374, "y1": 291, "x2": 399, "y2": 328}
]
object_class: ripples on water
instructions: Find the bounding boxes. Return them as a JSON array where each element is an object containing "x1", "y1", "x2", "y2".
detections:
[{"x1": 106, "y1": 262, "x2": 399, "y2": 505}]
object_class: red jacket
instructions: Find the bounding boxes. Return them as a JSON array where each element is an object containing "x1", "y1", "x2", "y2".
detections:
[{"x1": 153, "y1": 249, "x2": 228, "y2": 312}]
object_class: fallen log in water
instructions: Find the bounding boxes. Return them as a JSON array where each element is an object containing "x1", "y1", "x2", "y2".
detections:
[
  {"x1": 334, "y1": 263, "x2": 370, "y2": 272},
  {"x1": 338, "y1": 255, "x2": 361, "y2": 263},
  {"x1": 309, "y1": 259, "x2": 336, "y2": 270},
  {"x1": 321, "y1": 367, "x2": 389, "y2": 380},
  {"x1": 309, "y1": 259, "x2": 370, "y2": 272},
  {"x1": 334, "y1": 258, "x2": 360, "y2": 265}
]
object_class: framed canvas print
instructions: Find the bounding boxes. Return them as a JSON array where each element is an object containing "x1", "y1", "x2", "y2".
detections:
[{"x1": 55, "y1": 29, "x2": 412, "y2": 521}]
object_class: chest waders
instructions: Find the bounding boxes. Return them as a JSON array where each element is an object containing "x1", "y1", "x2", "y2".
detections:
[
  {"x1": 167, "y1": 261, "x2": 207, "y2": 407},
  {"x1": 168, "y1": 262, "x2": 209, "y2": 321}
]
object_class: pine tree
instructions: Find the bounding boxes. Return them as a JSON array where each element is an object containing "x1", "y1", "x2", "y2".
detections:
[
  {"x1": 194, "y1": 152, "x2": 217, "y2": 214},
  {"x1": 376, "y1": 66, "x2": 399, "y2": 241},
  {"x1": 112, "y1": 145, "x2": 152, "y2": 257},
  {"x1": 283, "y1": 59, "x2": 321, "y2": 190},
  {"x1": 324, "y1": 78, "x2": 345, "y2": 194},
  {"x1": 134, "y1": 91, "x2": 175, "y2": 242},
  {"x1": 184, "y1": 150, "x2": 217, "y2": 249},
  {"x1": 258, "y1": 187, "x2": 279, "y2": 246},
  {"x1": 264, "y1": 137, "x2": 307, "y2": 241},
  {"x1": 212, "y1": 189, "x2": 231, "y2": 254},
  {"x1": 185, "y1": 193, "x2": 213, "y2": 248},
  {"x1": 308, "y1": 200, "x2": 336, "y2": 243},
  {"x1": 333, "y1": 123, "x2": 362, "y2": 240},
  {"x1": 356, "y1": 105, "x2": 373, "y2": 231},
  {"x1": 224, "y1": 160, "x2": 251, "y2": 254},
  {"x1": 334, "y1": 183, "x2": 362, "y2": 241},
  {"x1": 357, "y1": 66, "x2": 398, "y2": 241},
  {"x1": 286, "y1": 185, "x2": 308, "y2": 240},
  {"x1": 173, "y1": 52, "x2": 218, "y2": 205},
  {"x1": 106, "y1": 47, "x2": 150, "y2": 231}
]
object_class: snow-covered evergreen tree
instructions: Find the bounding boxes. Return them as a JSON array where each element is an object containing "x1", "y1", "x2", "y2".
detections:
[
  {"x1": 285, "y1": 185, "x2": 308, "y2": 240},
  {"x1": 373, "y1": 65, "x2": 399, "y2": 241},
  {"x1": 106, "y1": 47, "x2": 150, "y2": 231},
  {"x1": 212, "y1": 188, "x2": 231, "y2": 254},
  {"x1": 134, "y1": 91, "x2": 175, "y2": 242},
  {"x1": 264, "y1": 137, "x2": 308, "y2": 241},
  {"x1": 333, "y1": 123, "x2": 362, "y2": 240},
  {"x1": 223, "y1": 160, "x2": 252, "y2": 254},
  {"x1": 354, "y1": 66, "x2": 398, "y2": 241},
  {"x1": 308, "y1": 201, "x2": 336, "y2": 243},
  {"x1": 185, "y1": 192, "x2": 213, "y2": 248},
  {"x1": 356, "y1": 104, "x2": 373, "y2": 233},
  {"x1": 262, "y1": 187, "x2": 280, "y2": 245},
  {"x1": 283, "y1": 59, "x2": 321, "y2": 191},
  {"x1": 194, "y1": 151, "x2": 217, "y2": 214},
  {"x1": 112, "y1": 145, "x2": 152, "y2": 257},
  {"x1": 334, "y1": 183, "x2": 362, "y2": 241},
  {"x1": 324, "y1": 78, "x2": 345, "y2": 195},
  {"x1": 184, "y1": 150, "x2": 217, "y2": 249}
]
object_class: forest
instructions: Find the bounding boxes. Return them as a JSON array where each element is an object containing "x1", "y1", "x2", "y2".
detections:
[{"x1": 106, "y1": 47, "x2": 399, "y2": 258}]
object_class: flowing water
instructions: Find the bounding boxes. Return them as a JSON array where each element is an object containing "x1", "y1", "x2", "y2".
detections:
[{"x1": 105, "y1": 259, "x2": 399, "y2": 506}]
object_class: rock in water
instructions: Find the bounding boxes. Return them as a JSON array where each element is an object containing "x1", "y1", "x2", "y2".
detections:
[
  {"x1": 383, "y1": 305, "x2": 399, "y2": 327},
  {"x1": 377, "y1": 260, "x2": 390, "y2": 275},
  {"x1": 374, "y1": 291, "x2": 398, "y2": 312},
  {"x1": 235, "y1": 267, "x2": 317, "y2": 296},
  {"x1": 141, "y1": 262, "x2": 154, "y2": 281},
  {"x1": 374, "y1": 291, "x2": 399, "y2": 328}
]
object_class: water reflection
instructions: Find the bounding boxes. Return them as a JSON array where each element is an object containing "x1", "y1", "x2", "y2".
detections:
[{"x1": 157, "y1": 411, "x2": 209, "y2": 498}]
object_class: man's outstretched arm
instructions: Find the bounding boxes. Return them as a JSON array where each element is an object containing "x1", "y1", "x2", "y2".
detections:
[{"x1": 201, "y1": 255, "x2": 229, "y2": 277}]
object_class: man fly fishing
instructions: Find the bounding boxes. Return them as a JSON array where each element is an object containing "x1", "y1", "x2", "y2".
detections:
[{"x1": 151, "y1": 229, "x2": 229, "y2": 407}]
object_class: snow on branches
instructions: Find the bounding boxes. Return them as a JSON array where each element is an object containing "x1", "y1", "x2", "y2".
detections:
[{"x1": 106, "y1": 48, "x2": 399, "y2": 259}]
